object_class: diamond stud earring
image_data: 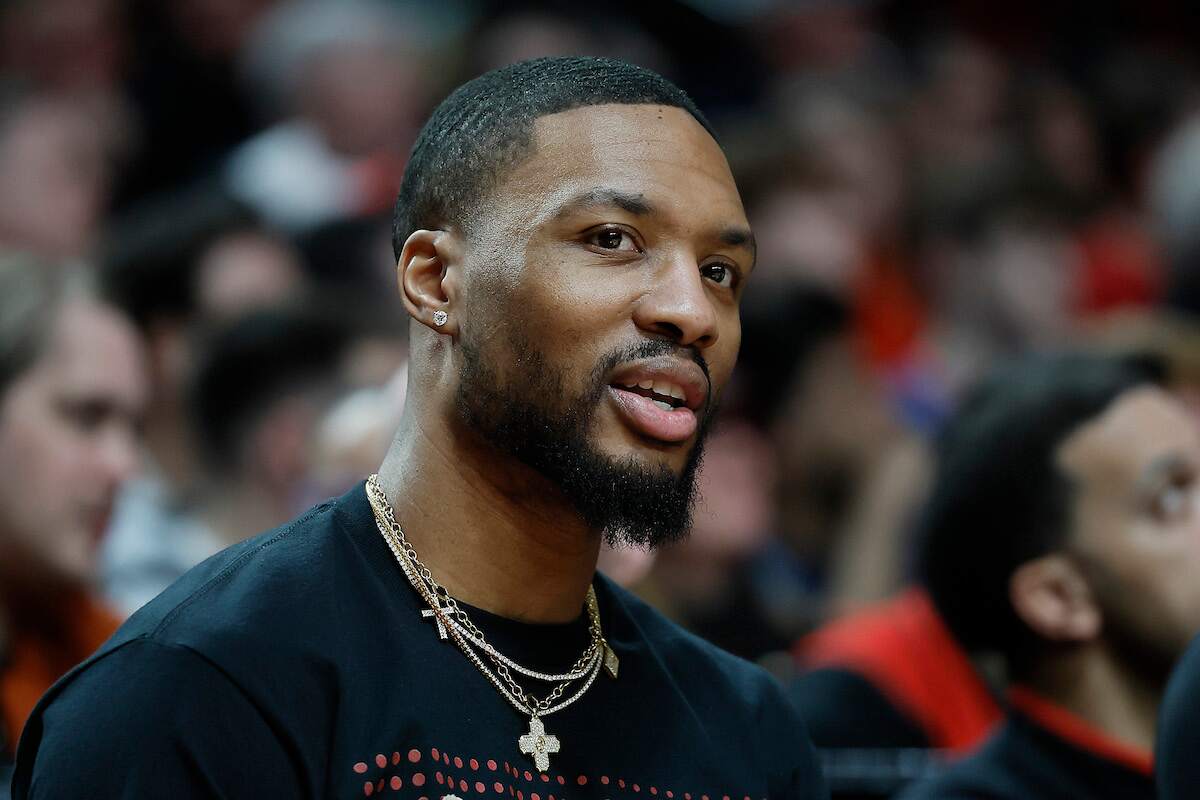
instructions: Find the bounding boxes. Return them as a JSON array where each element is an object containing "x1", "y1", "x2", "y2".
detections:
[{"x1": 432, "y1": 310, "x2": 448, "y2": 327}]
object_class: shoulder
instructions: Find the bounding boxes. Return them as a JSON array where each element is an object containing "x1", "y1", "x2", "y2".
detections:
[
  {"x1": 1159, "y1": 634, "x2": 1200, "y2": 799},
  {"x1": 601, "y1": 576, "x2": 826, "y2": 795},
  {"x1": 115, "y1": 489, "x2": 363, "y2": 650},
  {"x1": 13, "y1": 637, "x2": 306, "y2": 798}
]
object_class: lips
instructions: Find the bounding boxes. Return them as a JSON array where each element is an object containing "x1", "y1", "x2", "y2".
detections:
[{"x1": 607, "y1": 358, "x2": 708, "y2": 444}]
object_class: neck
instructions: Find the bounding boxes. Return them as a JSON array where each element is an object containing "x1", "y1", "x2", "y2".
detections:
[
  {"x1": 375, "y1": 410, "x2": 600, "y2": 624},
  {"x1": 1024, "y1": 643, "x2": 1163, "y2": 754}
]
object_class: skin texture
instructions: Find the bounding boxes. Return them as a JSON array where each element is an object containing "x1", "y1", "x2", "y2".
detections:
[
  {"x1": 0, "y1": 300, "x2": 146, "y2": 608},
  {"x1": 1011, "y1": 386, "x2": 1200, "y2": 751},
  {"x1": 379, "y1": 104, "x2": 753, "y2": 622}
]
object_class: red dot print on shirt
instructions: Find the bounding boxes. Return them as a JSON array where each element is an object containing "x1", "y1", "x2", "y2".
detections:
[
  {"x1": 524, "y1": 771, "x2": 533, "y2": 782},
  {"x1": 494, "y1": 782, "x2": 504, "y2": 794},
  {"x1": 541, "y1": 774, "x2": 549, "y2": 783},
  {"x1": 633, "y1": 784, "x2": 641, "y2": 793},
  {"x1": 650, "y1": 787, "x2": 658, "y2": 795},
  {"x1": 412, "y1": 773, "x2": 426, "y2": 787},
  {"x1": 461, "y1": 779, "x2": 470, "y2": 793},
  {"x1": 444, "y1": 753, "x2": 451, "y2": 766},
  {"x1": 667, "y1": 792, "x2": 674, "y2": 798},
  {"x1": 390, "y1": 777, "x2": 402, "y2": 790},
  {"x1": 471, "y1": 759, "x2": 480, "y2": 771},
  {"x1": 577, "y1": 775, "x2": 588, "y2": 786},
  {"x1": 619, "y1": 780, "x2": 626, "y2": 789},
  {"x1": 517, "y1": 791, "x2": 523, "y2": 800},
  {"x1": 476, "y1": 782, "x2": 486, "y2": 794},
  {"x1": 435, "y1": 772, "x2": 444, "y2": 785},
  {"x1": 455, "y1": 757, "x2": 464, "y2": 769},
  {"x1": 376, "y1": 754, "x2": 387, "y2": 769},
  {"x1": 377, "y1": 778, "x2": 385, "y2": 792},
  {"x1": 431, "y1": 748, "x2": 440, "y2": 761},
  {"x1": 531, "y1": 794, "x2": 540, "y2": 800},
  {"x1": 363, "y1": 782, "x2": 374, "y2": 797},
  {"x1": 409, "y1": 749, "x2": 422, "y2": 764},
  {"x1": 488, "y1": 760, "x2": 498, "y2": 771},
  {"x1": 557, "y1": 776, "x2": 566, "y2": 785},
  {"x1": 601, "y1": 776, "x2": 610, "y2": 786},
  {"x1": 354, "y1": 762, "x2": 369, "y2": 774},
  {"x1": 392, "y1": 752, "x2": 401, "y2": 766}
]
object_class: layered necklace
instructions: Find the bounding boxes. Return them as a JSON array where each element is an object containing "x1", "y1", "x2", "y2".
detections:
[{"x1": 365, "y1": 475, "x2": 619, "y2": 772}]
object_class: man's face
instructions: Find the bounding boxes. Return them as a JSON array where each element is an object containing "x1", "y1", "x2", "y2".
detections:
[
  {"x1": 453, "y1": 104, "x2": 753, "y2": 547},
  {"x1": 0, "y1": 300, "x2": 146, "y2": 595},
  {"x1": 1058, "y1": 386, "x2": 1200, "y2": 677}
]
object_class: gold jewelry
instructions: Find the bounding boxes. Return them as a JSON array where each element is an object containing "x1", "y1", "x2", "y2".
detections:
[{"x1": 365, "y1": 475, "x2": 618, "y2": 772}]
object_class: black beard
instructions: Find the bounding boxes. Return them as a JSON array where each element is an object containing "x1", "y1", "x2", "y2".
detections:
[{"x1": 455, "y1": 334, "x2": 714, "y2": 549}]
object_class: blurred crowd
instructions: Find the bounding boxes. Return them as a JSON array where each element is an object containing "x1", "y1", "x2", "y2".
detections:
[{"x1": 4, "y1": 0, "x2": 1200, "y2": 797}]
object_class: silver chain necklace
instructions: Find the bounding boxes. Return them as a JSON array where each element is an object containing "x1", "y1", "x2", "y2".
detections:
[{"x1": 365, "y1": 475, "x2": 619, "y2": 772}]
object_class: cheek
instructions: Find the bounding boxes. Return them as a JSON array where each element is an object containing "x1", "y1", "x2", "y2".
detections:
[{"x1": 0, "y1": 406, "x2": 93, "y2": 571}]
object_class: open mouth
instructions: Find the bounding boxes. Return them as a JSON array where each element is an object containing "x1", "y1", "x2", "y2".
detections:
[{"x1": 611, "y1": 379, "x2": 688, "y2": 412}]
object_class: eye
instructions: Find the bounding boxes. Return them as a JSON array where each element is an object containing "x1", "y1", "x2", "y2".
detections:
[
  {"x1": 700, "y1": 262, "x2": 736, "y2": 288},
  {"x1": 586, "y1": 227, "x2": 640, "y2": 253},
  {"x1": 1152, "y1": 475, "x2": 1196, "y2": 522}
]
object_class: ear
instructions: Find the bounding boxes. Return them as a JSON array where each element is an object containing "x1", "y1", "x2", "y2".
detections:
[
  {"x1": 398, "y1": 229, "x2": 460, "y2": 335},
  {"x1": 1010, "y1": 554, "x2": 1102, "y2": 643}
]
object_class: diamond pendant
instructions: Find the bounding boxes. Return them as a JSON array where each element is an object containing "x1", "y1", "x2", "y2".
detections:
[
  {"x1": 517, "y1": 716, "x2": 560, "y2": 772},
  {"x1": 602, "y1": 641, "x2": 620, "y2": 679}
]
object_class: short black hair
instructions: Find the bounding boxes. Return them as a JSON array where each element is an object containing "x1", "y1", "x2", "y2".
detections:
[
  {"x1": 918, "y1": 353, "x2": 1165, "y2": 670},
  {"x1": 391, "y1": 56, "x2": 714, "y2": 259}
]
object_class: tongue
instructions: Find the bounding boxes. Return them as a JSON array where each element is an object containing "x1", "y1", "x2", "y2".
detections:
[{"x1": 608, "y1": 386, "x2": 697, "y2": 443}]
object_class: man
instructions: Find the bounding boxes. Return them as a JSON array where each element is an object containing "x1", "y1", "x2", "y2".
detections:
[
  {"x1": 898, "y1": 353, "x2": 1200, "y2": 799},
  {"x1": 13, "y1": 57, "x2": 826, "y2": 798},
  {"x1": 0, "y1": 256, "x2": 146, "y2": 791}
]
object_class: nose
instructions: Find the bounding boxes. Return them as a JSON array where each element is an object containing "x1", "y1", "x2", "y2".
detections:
[
  {"x1": 96, "y1": 422, "x2": 141, "y2": 488},
  {"x1": 632, "y1": 251, "x2": 719, "y2": 349}
]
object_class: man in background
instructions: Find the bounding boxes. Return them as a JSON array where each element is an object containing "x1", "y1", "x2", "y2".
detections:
[
  {"x1": 900, "y1": 353, "x2": 1200, "y2": 799},
  {"x1": 0, "y1": 256, "x2": 145, "y2": 789}
]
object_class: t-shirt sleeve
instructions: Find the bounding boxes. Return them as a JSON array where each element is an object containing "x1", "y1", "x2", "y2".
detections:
[{"x1": 12, "y1": 636, "x2": 306, "y2": 799}]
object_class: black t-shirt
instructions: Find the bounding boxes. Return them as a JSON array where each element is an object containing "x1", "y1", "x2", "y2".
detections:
[
  {"x1": 1158, "y1": 632, "x2": 1200, "y2": 799},
  {"x1": 12, "y1": 483, "x2": 826, "y2": 799},
  {"x1": 896, "y1": 709, "x2": 1154, "y2": 800}
]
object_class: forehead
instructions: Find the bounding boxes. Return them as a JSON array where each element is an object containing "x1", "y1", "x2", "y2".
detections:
[
  {"x1": 37, "y1": 301, "x2": 144, "y2": 398},
  {"x1": 1057, "y1": 386, "x2": 1200, "y2": 486},
  {"x1": 497, "y1": 103, "x2": 746, "y2": 227}
]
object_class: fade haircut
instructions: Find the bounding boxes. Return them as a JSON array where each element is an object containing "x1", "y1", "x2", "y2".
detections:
[
  {"x1": 918, "y1": 353, "x2": 1165, "y2": 675},
  {"x1": 391, "y1": 56, "x2": 714, "y2": 259}
]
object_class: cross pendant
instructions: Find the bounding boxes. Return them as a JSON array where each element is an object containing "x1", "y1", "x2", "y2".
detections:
[
  {"x1": 517, "y1": 716, "x2": 560, "y2": 772},
  {"x1": 421, "y1": 602, "x2": 451, "y2": 640}
]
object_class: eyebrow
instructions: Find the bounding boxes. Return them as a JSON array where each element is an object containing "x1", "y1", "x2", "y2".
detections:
[
  {"x1": 1137, "y1": 452, "x2": 1197, "y2": 489},
  {"x1": 552, "y1": 188, "x2": 655, "y2": 219}
]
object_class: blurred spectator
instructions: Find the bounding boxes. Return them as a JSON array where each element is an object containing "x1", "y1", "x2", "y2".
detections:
[
  {"x1": 225, "y1": 0, "x2": 430, "y2": 235},
  {"x1": 0, "y1": 256, "x2": 146, "y2": 779},
  {"x1": 0, "y1": 91, "x2": 126, "y2": 261},
  {"x1": 102, "y1": 305, "x2": 353, "y2": 614},
  {"x1": 898, "y1": 354, "x2": 1200, "y2": 800}
]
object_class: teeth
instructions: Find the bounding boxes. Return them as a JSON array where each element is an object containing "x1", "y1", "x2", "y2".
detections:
[
  {"x1": 616, "y1": 378, "x2": 689, "y2": 406},
  {"x1": 652, "y1": 400, "x2": 674, "y2": 411}
]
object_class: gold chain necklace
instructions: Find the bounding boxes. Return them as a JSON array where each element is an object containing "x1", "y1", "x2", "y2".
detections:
[{"x1": 365, "y1": 475, "x2": 619, "y2": 772}]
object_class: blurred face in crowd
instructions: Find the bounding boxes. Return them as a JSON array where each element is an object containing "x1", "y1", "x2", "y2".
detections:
[
  {"x1": 449, "y1": 104, "x2": 753, "y2": 547},
  {"x1": 0, "y1": 300, "x2": 146, "y2": 596},
  {"x1": 1055, "y1": 386, "x2": 1200, "y2": 677}
]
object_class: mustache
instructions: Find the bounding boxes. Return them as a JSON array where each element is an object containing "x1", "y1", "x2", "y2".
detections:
[{"x1": 589, "y1": 339, "x2": 712, "y2": 406}]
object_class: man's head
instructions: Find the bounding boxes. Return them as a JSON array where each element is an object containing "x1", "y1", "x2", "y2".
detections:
[
  {"x1": 921, "y1": 353, "x2": 1200, "y2": 683},
  {"x1": 391, "y1": 57, "x2": 753, "y2": 548},
  {"x1": 0, "y1": 257, "x2": 146, "y2": 597}
]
